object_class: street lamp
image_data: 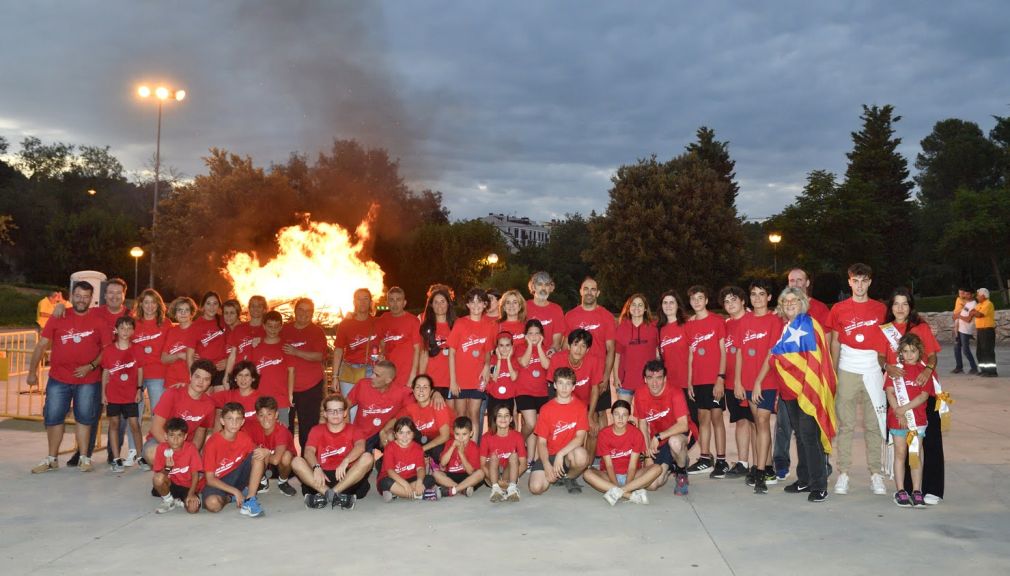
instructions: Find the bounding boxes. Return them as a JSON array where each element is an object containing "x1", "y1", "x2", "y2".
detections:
[
  {"x1": 768, "y1": 233, "x2": 782, "y2": 274},
  {"x1": 486, "y1": 253, "x2": 499, "y2": 266},
  {"x1": 87, "y1": 189, "x2": 97, "y2": 196},
  {"x1": 129, "y1": 246, "x2": 144, "y2": 299},
  {"x1": 137, "y1": 83, "x2": 186, "y2": 289}
]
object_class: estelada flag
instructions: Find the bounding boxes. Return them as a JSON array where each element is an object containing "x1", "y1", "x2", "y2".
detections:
[{"x1": 771, "y1": 312, "x2": 837, "y2": 453}]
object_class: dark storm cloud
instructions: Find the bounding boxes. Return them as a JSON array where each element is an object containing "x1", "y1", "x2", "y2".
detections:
[{"x1": 2, "y1": 1, "x2": 1008, "y2": 221}]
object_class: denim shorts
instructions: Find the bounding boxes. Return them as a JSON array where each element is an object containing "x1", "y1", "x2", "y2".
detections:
[
  {"x1": 746, "y1": 389, "x2": 777, "y2": 412},
  {"x1": 889, "y1": 426, "x2": 926, "y2": 439},
  {"x1": 202, "y1": 456, "x2": 254, "y2": 501},
  {"x1": 43, "y1": 378, "x2": 101, "y2": 427}
]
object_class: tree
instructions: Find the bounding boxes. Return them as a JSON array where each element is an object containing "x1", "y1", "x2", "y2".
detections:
[
  {"x1": 397, "y1": 220, "x2": 508, "y2": 303},
  {"x1": 587, "y1": 152, "x2": 744, "y2": 305},
  {"x1": 71, "y1": 145, "x2": 126, "y2": 181},
  {"x1": 15, "y1": 137, "x2": 75, "y2": 180},
  {"x1": 512, "y1": 213, "x2": 594, "y2": 309},
  {"x1": 940, "y1": 187, "x2": 1010, "y2": 304},
  {"x1": 686, "y1": 126, "x2": 739, "y2": 209}
]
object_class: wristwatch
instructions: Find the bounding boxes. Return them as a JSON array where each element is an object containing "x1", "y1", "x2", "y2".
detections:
[
  {"x1": 312, "y1": 464, "x2": 321, "y2": 471},
  {"x1": 654, "y1": 433, "x2": 662, "y2": 442}
]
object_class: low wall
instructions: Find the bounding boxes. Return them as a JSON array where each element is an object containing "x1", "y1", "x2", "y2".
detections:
[{"x1": 920, "y1": 310, "x2": 1010, "y2": 344}]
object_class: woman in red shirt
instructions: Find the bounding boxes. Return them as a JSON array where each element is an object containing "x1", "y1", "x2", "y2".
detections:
[
  {"x1": 614, "y1": 293, "x2": 659, "y2": 400},
  {"x1": 161, "y1": 297, "x2": 198, "y2": 389},
  {"x1": 418, "y1": 287, "x2": 456, "y2": 398},
  {"x1": 194, "y1": 292, "x2": 229, "y2": 392}
]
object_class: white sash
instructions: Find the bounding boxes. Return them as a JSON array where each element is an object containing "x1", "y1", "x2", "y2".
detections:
[
  {"x1": 880, "y1": 323, "x2": 952, "y2": 431},
  {"x1": 891, "y1": 374, "x2": 922, "y2": 468}
]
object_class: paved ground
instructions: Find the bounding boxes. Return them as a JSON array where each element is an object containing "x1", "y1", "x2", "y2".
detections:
[{"x1": 2, "y1": 347, "x2": 1009, "y2": 575}]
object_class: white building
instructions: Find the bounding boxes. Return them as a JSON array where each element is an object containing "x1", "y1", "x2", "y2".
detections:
[{"x1": 482, "y1": 213, "x2": 550, "y2": 252}]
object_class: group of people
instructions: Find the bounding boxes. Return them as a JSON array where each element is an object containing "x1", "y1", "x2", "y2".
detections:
[
  {"x1": 27, "y1": 265, "x2": 956, "y2": 515},
  {"x1": 952, "y1": 286, "x2": 999, "y2": 377}
]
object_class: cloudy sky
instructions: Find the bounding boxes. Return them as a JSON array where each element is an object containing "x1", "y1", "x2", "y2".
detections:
[{"x1": 2, "y1": 1, "x2": 1008, "y2": 222}]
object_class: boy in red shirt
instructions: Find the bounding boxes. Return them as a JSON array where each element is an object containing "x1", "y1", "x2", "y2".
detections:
[
  {"x1": 142, "y1": 359, "x2": 218, "y2": 466},
  {"x1": 152, "y1": 418, "x2": 203, "y2": 514},
  {"x1": 434, "y1": 417, "x2": 485, "y2": 498},
  {"x1": 583, "y1": 399, "x2": 660, "y2": 505},
  {"x1": 244, "y1": 395, "x2": 297, "y2": 497},
  {"x1": 245, "y1": 311, "x2": 294, "y2": 425},
  {"x1": 635, "y1": 360, "x2": 695, "y2": 495},
  {"x1": 684, "y1": 285, "x2": 727, "y2": 477},
  {"x1": 102, "y1": 317, "x2": 144, "y2": 473},
  {"x1": 719, "y1": 286, "x2": 753, "y2": 480},
  {"x1": 529, "y1": 367, "x2": 590, "y2": 495},
  {"x1": 202, "y1": 402, "x2": 268, "y2": 517},
  {"x1": 480, "y1": 405, "x2": 527, "y2": 502},
  {"x1": 290, "y1": 394, "x2": 374, "y2": 510}
]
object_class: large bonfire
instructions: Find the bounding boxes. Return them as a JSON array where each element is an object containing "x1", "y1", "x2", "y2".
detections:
[{"x1": 222, "y1": 209, "x2": 385, "y2": 325}]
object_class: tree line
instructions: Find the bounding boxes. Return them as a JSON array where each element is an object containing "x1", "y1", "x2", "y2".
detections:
[{"x1": 2, "y1": 104, "x2": 1009, "y2": 309}]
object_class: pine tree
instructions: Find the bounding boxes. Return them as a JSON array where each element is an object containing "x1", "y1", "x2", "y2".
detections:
[{"x1": 686, "y1": 127, "x2": 739, "y2": 209}]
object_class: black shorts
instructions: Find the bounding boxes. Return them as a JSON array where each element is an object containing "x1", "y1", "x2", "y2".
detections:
[
  {"x1": 595, "y1": 388, "x2": 612, "y2": 413},
  {"x1": 515, "y1": 395, "x2": 548, "y2": 412},
  {"x1": 434, "y1": 386, "x2": 450, "y2": 400},
  {"x1": 424, "y1": 443, "x2": 444, "y2": 461},
  {"x1": 486, "y1": 396, "x2": 515, "y2": 420},
  {"x1": 378, "y1": 474, "x2": 436, "y2": 492},
  {"x1": 453, "y1": 389, "x2": 485, "y2": 401},
  {"x1": 202, "y1": 456, "x2": 253, "y2": 501},
  {"x1": 364, "y1": 432, "x2": 382, "y2": 453},
  {"x1": 652, "y1": 443, "x2": 676, "y2": 469},
  {"x1": 303, "y1": 468, "x2": 370, "y2": 499},
  {"x1": 530, "y1": 453, "x2": 569, "y2": 477},
  {"x1": 210, "y1": 367, "x2": 226, "y2": 388},
  {"x1": 169, "y1": 481, "x2": 197, "y2": 500},
  {"x1": 725, "y1": 391, "x2": 754, "y2": 423},
  {"x1": 692, "y1": 384, "x2": 725, "y2": 411},
  {"x1": 107, "y1": 402, "x2": 139, "y2": 418},
  {"x1": 445, "y1": 470, "x2": 470, "y2": 484}
]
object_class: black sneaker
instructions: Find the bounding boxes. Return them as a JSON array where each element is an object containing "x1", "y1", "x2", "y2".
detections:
[
  {"x1": 950, "y1": 368, "x2": 963, "y2": 374},
  {"x1": 277, "y1": 480, "x2": 297, "y2": 497},
  {"x1": 745, "y1": 466, "x2": 757, "y2": 487},
  {"x1": 763, "y1": 467, "x2": 779, "y2": 486},
  {"x1": 305, "y1": 493, "x2": 327, "y2": 509},
  {"x1": 564, "y1": 478, "x2": 583, "y2": 494},
  {"x1": 784, "y1": 481, "x2": 810, "y2": 493},
  {"x1": 724, "y1": 462, "x2": 748, "y2": 479},
  {"x1": 686, "y1": 457, "x2": 713, "y2": 475},
  {"x1": 709, "y1": 460, "x2": 729, "y2": 479},
  {"x1": 259, "y1": 477, "x2": 270, "y2": 493},
  {"x1": 754, "y1": 476, "x2": 768, "y2": 494},
  {"x1": 67, "y1": 452, "x2": 81, "y2": 467},
  {"x1": 338, "y1": 493, "x2": 356, "y2": 510},
  {"x1": 808, "y1": 490, "x2": 828, "y2": 502}
]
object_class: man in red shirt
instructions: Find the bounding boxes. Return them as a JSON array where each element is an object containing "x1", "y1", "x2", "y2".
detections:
[
  {"x1": 281, "y1": 298, "x2": 328, "y2": 452},
  {"x1": 526, "y1": 271, "x2": 566, "y2": 354},
  {"x1": 564, "y1": 277, "x2": 616, "y2": 388},
  {"x1": 29, "y1": 281, "x2": 110, "y2": 474},
  {"x1": 347, "y1": 360, "x2": 410, "y2": 453},
  {"x1": 376, "y1": 287, "x2": 421, "y2": 388},
  {"x1": 332, "y1": 288, "x2": 378, "y2": 416},
  {"x1": 529, "y1": 367, "x2": 590, "y2": 495},
  {"x1": 635, "y1": 360, "x2": 694, "y2": 495},
  {"x1": 142, "y1": 359, "x2": 218, "y2": 465},
  {"x1": 827, "y1": 263, "x2": 888, "y2": 497}
]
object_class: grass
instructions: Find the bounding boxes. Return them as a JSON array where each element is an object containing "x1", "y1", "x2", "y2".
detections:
[{"x1": 0, "y1": 285, "x2": 42, "y2": 327}]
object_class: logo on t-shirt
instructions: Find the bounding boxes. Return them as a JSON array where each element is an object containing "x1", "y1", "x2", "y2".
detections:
[
  {"x1": 660, "y1": 335, "x2": 683, "y2": 347},
  {"x1": 179, "y1": 411, "x2": 207, "y2": 425},
  {"x1": 843, "y1": 318, "x2": 878, "y2": 336},
  {"x1": 214, "y1": 454, "x2": 245, "y2": 476},
  {"x1": 394, "y1": 462, "x2": 417, "y2": 474},
  {"x1": 361, "y1": 404, "x2": 394, "y2": 418},
  {"x1": 644, "y1": 408, "x2": 670, "y2": 422},
  {"x1": 741, "y1": 330, "x2": 768, "y2": 345},
  {"x1": 349, "y1": 335, "x2": 375, "y2": 350},
  {"x1": 461, "y1": 336, "x2": 487, "y2": 353},
  {"x1": 552, "y1": 420, "x2": 577, "y2": 440},
  {"x1": 256, "y1": 356, "x2": 284, "y2": 372},
  {"x1": 320, "y1": 445, "x2": 347, "y2": 461},
  {"x1": 60, "y1": 329, "x2": 95, "y2": 345},
  {"x1": 690, "y1": 331, "x2": 714, "y2": 351},
  {"x1": 200, "y1": 329, "x2": 225, "y2": 347}
]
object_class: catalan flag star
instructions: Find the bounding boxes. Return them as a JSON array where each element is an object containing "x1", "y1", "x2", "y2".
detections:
[{"x1": 784, "y1": 324, "x2": 808, "y2": 346}]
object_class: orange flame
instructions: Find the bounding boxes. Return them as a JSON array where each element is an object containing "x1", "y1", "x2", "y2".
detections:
[{"x1": 222, "y1": 209, "x2": 384, "y2": 324}]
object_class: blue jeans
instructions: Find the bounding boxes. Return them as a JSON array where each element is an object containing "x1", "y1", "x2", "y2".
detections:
[
  {"x1": 43, "y1": 378, "x2": 101, "y2": 427},
  {"x1": 954, "y1": 332, "x2": 977, "y2": 372}
]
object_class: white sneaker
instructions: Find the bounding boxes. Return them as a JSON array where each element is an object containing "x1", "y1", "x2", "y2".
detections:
[
  {"x1": 923, "y1": 494, "x2": 941, "y2": 505},
  {"x1": 505, "y1": 483, "x2": 520, "y2": 502},
  {"x1": 870, "y1": 473, "x2": 887, "y2": 495},
  {"x1": 155, "y1": 498, "x2": 178, "y2": 514},
  {"x1": 124, "y1": 449, "x2": 138, "y2": 467},
  {"x1": 629, "y1": 489, "x2": 649, "y2": 505},
  {"x1": 78, "y1": 456, "x2": 94, "y2": 473},
  {"x1": 489, "y1": 484, "x2": 505, "y2": 503},
  {"x1": 833, "y1": 472, "x2": 849, "y2": 495},
  {"x1": 603, "y1": 486, "x2": 624, "y2": 506}
]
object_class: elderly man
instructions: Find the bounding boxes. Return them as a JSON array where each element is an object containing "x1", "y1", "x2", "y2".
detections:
[{"x1": 971, "y1": 288, "x2": 998, "y2": 377}]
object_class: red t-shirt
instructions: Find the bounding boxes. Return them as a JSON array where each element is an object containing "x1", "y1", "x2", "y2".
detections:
[
  {"x1": 443, "y1": 440, "x2": 480, "y2": 474},
  {"x1": 615, "y1": 319, "x2": 659, "y2": 393},
  {"x1": 245, "y1": 419, "x2": 295, "y2": 456},
  {"x1": 376, "y1": 312, "x2": 421, "y2": 388},
  {"x1": 526, "y1": 300, "x2": 567, "y2": 345},
  {"x1": 686, "y1": 313, "x2": 726, "y2": 385},
  {"x1": 150, "y1": 386, "x2": 216, "y2": 442},
  {"x1": 132, "y1": 317, "x2": 168, "y2": 380},
  {"x1": 398, "y1": 401, "x2": 455, "y2": 444},
  {"x1": 534, "y1": 398, "x2": 589, "y2": 455},
  {"x1": 281, "y1": 323, "x2": 328, "y2": 392},
  {"x1": 826, "y1": 298, "x2": 887, "y2": 351},
  {"x1": 378, "y1": 440, "x2": 425, "y2": 482},
  {"x1": 348, "y1": 379, "x2": 411, "y2": 439},
  {"x1": 202, "y1": 430, "x2": 255, "y2": 478},
  {"x1": 596, "y1": 425, "x2": 645, "y2": 475},
  {"x1": 884, "y1": 364, "x2": 931, "y2": 428},
  {"x1": 658, "y1": 322, "x2": 689, "y2": 389},
  {"x1": 91, "y1": 305, "x2": 133, "y2": 336},
  {"x1": 515, "y1": 355, "x2": 550, "y2": 398},
  {"x1": 422, "y1": 320, "x2": 451, "y2": 390},
  {"x1": 335, "y1": 316, "x2": 377, "y2": 364},
  {"x1": 244, "y1": 340, "x2": 291, "y2": 408},
  {"x1": 549, "y1": 352, "x2": 603, "y2": 405},
  {"x1": 723, "y1": 313, "x2": 748, "y2": 391},
  {"x1": 193, "y1": 316, "x2": 229, "y2": 364},
  {"x1": 808, "y1": 298, "x2": 831, "y2": 329},
  {"x1": 480, "y1": 429, "x2": 527, "y2": 467},
  {"x1": 306, "y1": 423, "x2": 360, "y2": 471},
  {"x1": 565, "y1": 305, "x2": 616, "y2": 365},
  {"x1": 42, "y1": 311, "x2": 110, "y2": 384},
  {"x1": 153, "y1": 441, "x2": 204, "y2": 491},
  {"x1": 633, "y1": 383, "x2": 694, "y2": 438},
  {"x1": 738, "y1": 313, "x2": 784, "y2": 391},
  {"x1": 448, "y1": 316, "x2": 496, "y2": 390},
  {"x1": 162, "y1": 323, "x2": 198, "y2": 387},
  {"x1": 882, "y1": 322, "x2": 942, "y2": 366},
  {"x1": 488, "y1": 358, "x2": 518, "y2": 399},
  {"x1": 227, "y1": 322, "x2": 265, "y2": 358},
  {"x1": 101, "y1": 343, "x2": 141, "y2": 404},
  {"x1": 211, "y1": 388, "x2": 261, "y2": 423}
]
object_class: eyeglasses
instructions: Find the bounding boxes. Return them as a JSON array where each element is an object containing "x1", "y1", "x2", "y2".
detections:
[{"x1": 324, "y1": 408, "x2": 346, "y2": 414}]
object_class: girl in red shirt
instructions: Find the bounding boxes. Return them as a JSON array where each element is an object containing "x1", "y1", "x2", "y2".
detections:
[
  {"x1": 379, "y1": 417, "x2": 437, "y2": 501},
  {"x1": 162, "y1": 297, "x2": 198, "y2": 389},
  {"x1": 194, "y1": 292, "x2": 230, "y2": 392},
  {"x1": 614, "y1": 293, "x2": 659, "y2": 399},
  {"x1": 448, "y1": 288, "x2": 495, "y2": 431}
]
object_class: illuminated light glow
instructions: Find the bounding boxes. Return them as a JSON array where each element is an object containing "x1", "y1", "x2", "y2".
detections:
[
  {"x1": 138, "y1": 85, "x2": 151, "y2": 98},
  {"x1": 768, "y1": 233, "x2": 782, "y2": 244},
  {"x1": 486, "y1": 253, "x2": 499, "y2": 265},
  {"x1": 222, "y1": 208, "x2": 384, "y2": 325},
  {"x1": 155, "y1": 86, "x2": 170, "y2": 100},
  {"x1": 130, "y1": 246, "x2": 144, "y2": 258},
  {"x1": 175, "y1": 90, "x2": 186, "y2": 101}
]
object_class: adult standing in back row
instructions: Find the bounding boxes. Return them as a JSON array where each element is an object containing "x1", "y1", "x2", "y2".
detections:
[
  {"x1": 951, "y1": 287, "x2": 978, "y2": 375},
  {"x1": 971, "y1": 288, "x2": 998, "y2": 377}
]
